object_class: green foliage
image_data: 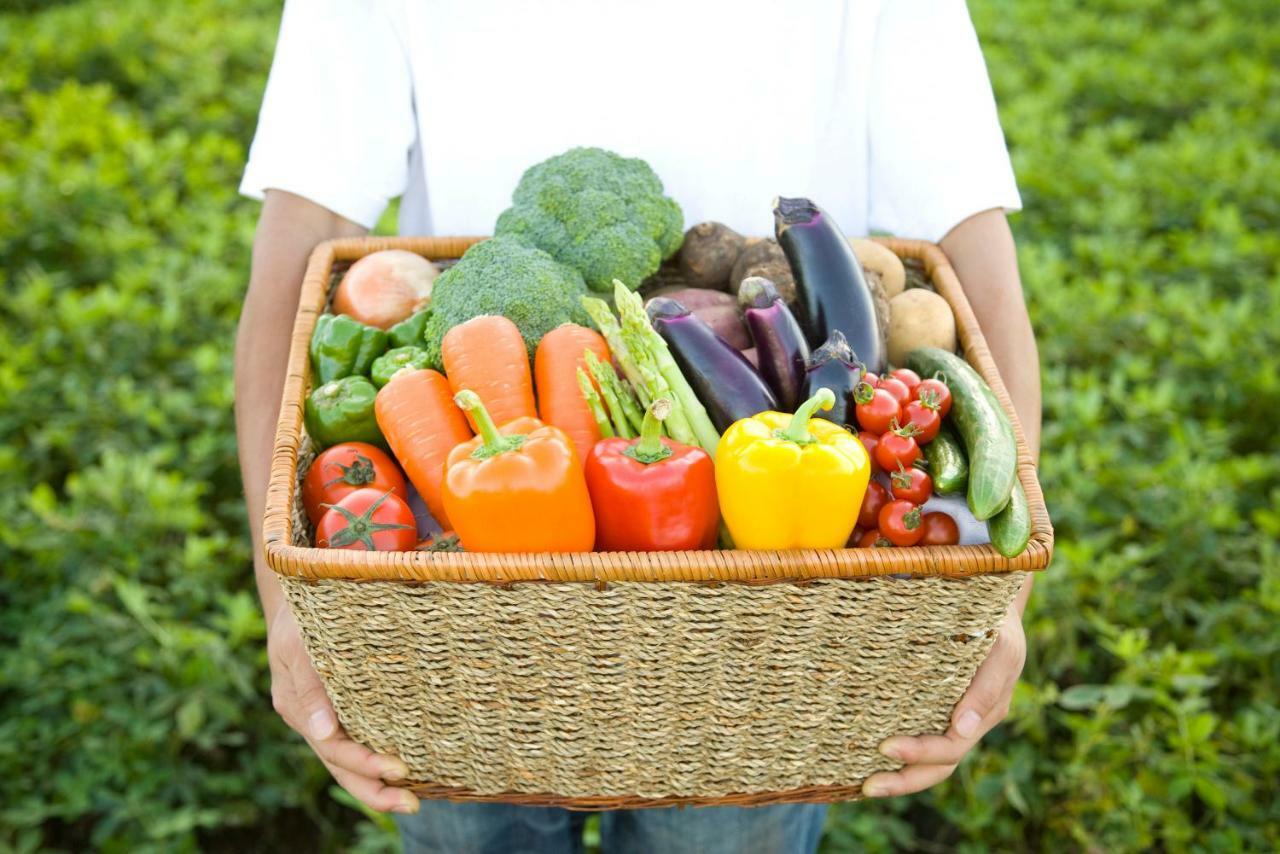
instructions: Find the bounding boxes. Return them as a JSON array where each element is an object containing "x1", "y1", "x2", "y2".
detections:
[
  {"x1": 422, "y1": 236, "x2": 590, "y2": 367},
  {"x1": 0, "y1": 0, "x2": 1275, "y2": 851},
  {"x1": 495, "y1": 146, "x2": 684, "y2": 292}
]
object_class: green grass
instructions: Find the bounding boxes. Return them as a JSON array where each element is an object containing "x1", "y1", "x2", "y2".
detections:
[{"x1": 0, "y1": 0, "x2": 1276, "y2": 851}]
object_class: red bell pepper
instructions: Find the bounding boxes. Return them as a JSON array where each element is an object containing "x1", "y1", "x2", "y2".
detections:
[{"x1": 584, "y1": 398, "x2": 719, "y2": 551}]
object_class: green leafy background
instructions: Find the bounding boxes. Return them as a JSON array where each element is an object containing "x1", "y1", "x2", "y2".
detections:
[{"x1": 0, "y1": 0, "x2": 1276, "y2": 851}]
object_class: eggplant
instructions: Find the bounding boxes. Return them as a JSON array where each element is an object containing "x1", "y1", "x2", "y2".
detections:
[
  {"x1": 773, "y1": 196, "x2": 886, "y2": 373},
  {"x1": 738, "y1": 276, "x2": 810, "y2": 411},
  {"x1": 801, "y1": 330, "x2": 864, "y2": 427},
  {"x1": 646, "y1": 297, "x2": 777, "y2": 432}
]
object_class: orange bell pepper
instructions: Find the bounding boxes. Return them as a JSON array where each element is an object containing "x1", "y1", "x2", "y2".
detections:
[{"x1": 442, "y1": 390, "x2": 595, "y2": 552}]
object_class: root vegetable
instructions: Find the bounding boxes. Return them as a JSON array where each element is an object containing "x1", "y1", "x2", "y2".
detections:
[
  {"x1": 886, "y1": 289, "x2": 956, "y2": 366},
  {"x1": 333, "y1": 249, "x2": 439, "y2": 329},
  {"x1": 729, "y1": 239, "x2": 796, "y2": 303},
  {"x1": 677, "y1": 222, "x2": 745, "y2": 289},
  {"x1": 850, "y1": 238, "x2": 906, "y2": 299}
]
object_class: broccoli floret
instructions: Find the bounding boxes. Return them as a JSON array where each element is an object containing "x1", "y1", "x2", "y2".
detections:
[
  {"x1": 422, "y1": 237, "x2": 589, "y2": 369},
  {"x1": 494, "y1": 147, "x2": 684, "y2": 292}
]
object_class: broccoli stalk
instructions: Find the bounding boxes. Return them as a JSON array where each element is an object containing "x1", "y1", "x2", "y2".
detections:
[{"x1": 613, "y1": 281, "x2": 721, "y2": 457}]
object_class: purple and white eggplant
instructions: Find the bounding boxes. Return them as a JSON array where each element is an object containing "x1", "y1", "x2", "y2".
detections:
[{"x1": 738, "y1": 276, "x2": 809, "y2": 412}]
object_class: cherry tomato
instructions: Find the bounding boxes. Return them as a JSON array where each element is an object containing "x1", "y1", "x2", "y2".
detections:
[
  {"x1": 890, "y1": 368, "x2": 922, "y2": 395},
  {"x1": 857, "y1": 480, "x2": 890, "y2": 530},
  {"x1": 890, "y1": 463, "x2": 933, "y2": 504},
  {"x1": 914, "y1": 378, "x2": 952, "y2": 418},
  {"x1": 316, "y1": 488, "x2": 417, "y2": 551},
  {"x1": 919, "y1": 512, "x2": 960, "y2": 546},
  {"x1": 857, "y1": 528, "x2": 894, "y2": 548},
  {"x1": 877, "y1": 375, "x2": 911, "y2": 405},
  {"x1": 857, "y1": 431, "x2": 881, "y2": 473},
  {"x1": 302, "y1": 442, "x2": 407, "y2": 525},
  {"x1": 854, "y1": 382, "x2": 900, "y2": 434},
  {"x1": 862, "y1": 372, "x2": 879, "y2": 387},
  {"x1": 878, "y1": 500, "x2": 925, "y2": 546},
  {"x1": 901, "y1": 397, "x2": 942, "y2": 444},
  {"x1": 875, "y1": 423, "x2": 922, "y2": 471}
]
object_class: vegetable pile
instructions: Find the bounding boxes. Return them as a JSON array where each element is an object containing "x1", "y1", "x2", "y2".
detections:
[{"x1": 300, "y1": 149, "x2": 1031, "y2": 560}]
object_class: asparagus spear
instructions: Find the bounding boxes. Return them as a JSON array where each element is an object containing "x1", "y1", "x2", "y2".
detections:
[
  {"x1": 596, "y1": 353, "x2": 646, "y2": 434},
  {"x1": 577, "y1": 367, "x2": 614, "y2": 438},
  {"x1": 586, "y1": 352, "x2": 634, "y2": 438},
  {"x1": 613, "y1": 280, "x2": 721, "y2": 456},
  {"x1": 580, "y1": 296, "x2": 652, "y2": 409}
]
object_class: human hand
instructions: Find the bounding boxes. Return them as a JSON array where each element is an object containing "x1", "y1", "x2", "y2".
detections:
[
  {"x1": 267, "y1": 604, "x2": 419, "y2": 814},
  {"x1": 861, "y1": 602, "x2": 1026, "y2": 798}
]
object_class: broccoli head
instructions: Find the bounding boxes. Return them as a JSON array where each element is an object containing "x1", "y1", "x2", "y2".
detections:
[
  {"x1": 494, "y1": 147, "x2": 684, "y2": 293},
  {"x1": 422, "y1": 237, "x2": 589, "y2": 369}
]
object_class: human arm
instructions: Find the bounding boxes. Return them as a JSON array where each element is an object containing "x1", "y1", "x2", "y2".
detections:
[
  {"x1": 234, "y1": 189, "x2": 418, "y2": 814},
  {"x1": 861, "y1": 207, "x2": 1039, "y2": 797}
]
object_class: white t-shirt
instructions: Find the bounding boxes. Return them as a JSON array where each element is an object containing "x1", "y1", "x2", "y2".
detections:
[{"x1": 241, "y1": 0, "x2": 1020, "y2": 242}]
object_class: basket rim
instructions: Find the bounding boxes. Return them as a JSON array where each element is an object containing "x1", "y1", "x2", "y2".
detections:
[{"x1": 263, "y1": 235, "x2": 1053, "y2": 584}]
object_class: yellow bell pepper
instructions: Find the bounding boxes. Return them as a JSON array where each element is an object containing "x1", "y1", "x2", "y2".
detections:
[{"x1": 715, "y1": 388, "x2": 871, "y2": 550}]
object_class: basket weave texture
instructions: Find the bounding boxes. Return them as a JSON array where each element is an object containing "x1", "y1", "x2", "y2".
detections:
[{"x1": 266, "y1": 236, "x2": 1052, "y2": 809}]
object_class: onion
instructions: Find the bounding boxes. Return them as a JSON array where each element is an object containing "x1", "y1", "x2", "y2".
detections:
[{"x1": 333, "y1": 250, "x2": 440, "y2": 329}]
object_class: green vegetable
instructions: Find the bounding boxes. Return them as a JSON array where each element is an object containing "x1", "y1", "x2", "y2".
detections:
[
  {"x1": 577, "y1": 367, "x2": 615, "y2": 438},
  {"x1": 304, "y1": 376, "x2": 384, "y2": 449},
  {"x1": 585, "y1": 350, "x2": 644, "y2": 436},
  {"x1": 387, "y1": 309, "x2": 430, "y2": 348},
  {"x1": 614, "y1": 281, "x2": 721, "y2": 456},
  {"x1": 495, "y1": 147, "x2": 684, "y2": 293},
  {"x1": 370, "y1": 345, "x2": 430, "y2": 388},
  {"x1": 422, "y1": 237, "x2": 589, "y2": 369},
  {"x1": 309, "y1": 314, "x2": 387, "y2": 384},
  {"x1": 906, "y1": 347, "x2": 1017, "y2": 520},
  {"x1": 927, "y1": 420, "x2": 969, "y2": 495},
  {"x1": 989, "y1": 480, "x2": 1032, "y2": 558}
]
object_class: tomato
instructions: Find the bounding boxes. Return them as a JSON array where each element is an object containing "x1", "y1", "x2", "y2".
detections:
[
  {"x1": 875, "y1": 424, "x2": 922, "y2": 471},
  {"x1": 878, "y1": 499, "x2": 924, "y2": 546},
  {"x1": 889, "y1": 368, "x2": 922, "y2": 395},
  {"x1": 854, "y1": 382, "x2": 900, "y2": 434},
  {"x1": 901, "y1": 397, "x2": 942, "y2": 444},
  {"x1": 302, "y1": 442, "x2": 407, "y2": 525},
  {"x1": 416, "y1": 530, "x2": 463, "y2": 552},
  {"x1": 919, "y1": 512, "x2": 960, "y2": 546},
  {"x1": 857, "y1": 431, "x2": 881, "y2": 473},
  {"x1": 877, "y1": 375, "x2": 911, "y2": 405},
  {"x1": 316, "y1": 488, "x2": 417, "y2": 551},
  {"x1": 862, "y1": 372, "x2": 879, "y2": 387},
  {"x1": 857, "y1": 480, "x2": 890, "y2": 529},
  {"x1": 857, "y1": 528, "x2": 894, "y2": 548},
  {"x1": 890, "y1": 463, "x2": 933, "y2": 504},
  {"x1": 914, "y1": 378, "x2": 952, "y2": 418}
]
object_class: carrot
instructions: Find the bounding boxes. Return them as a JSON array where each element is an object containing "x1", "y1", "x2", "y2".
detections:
[
  {"x1": 441, "y1": 315, "x2": 537, "y2": 432},
  {"x1": 374, "y1": 368, "x2": 472, "y2": 529},
  {"x1": 535, "y1": 324, "x2": 610, "y2": 464}
]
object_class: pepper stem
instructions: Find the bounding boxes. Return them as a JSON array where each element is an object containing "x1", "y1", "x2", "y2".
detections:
[
  {"x1": 623, "y1": 398, "x2": 673, "y2": 464},
  {"x1": 780, "y1": 388, "x2": 836, "y2": 444},
  {"x1": 454, "y1": 390, "x2": 525, "y2": 459}
]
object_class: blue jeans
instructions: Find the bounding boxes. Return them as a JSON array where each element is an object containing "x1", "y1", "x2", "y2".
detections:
[{"x1": 395, "y1": 801, "x2": 827, "y2": 854}]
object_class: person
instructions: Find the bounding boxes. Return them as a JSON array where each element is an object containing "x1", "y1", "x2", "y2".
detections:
[{"x1": 234, "y1": 1, "x2": 1041, "y2": 851}]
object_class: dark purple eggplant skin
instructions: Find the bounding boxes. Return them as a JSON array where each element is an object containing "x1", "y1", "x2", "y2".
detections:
[
  {"x1": 801, "y1": 330, "x2": 863, "y2": 426},
  {"x1": 646, "y1": 297, "x2": 777, "y2": 432},
  {"x1": 738, "y1": 277, "x2": 810, "y2": 411},
  {"x1": 774, "y1": 196, "x2": 886, "y2": 373}
]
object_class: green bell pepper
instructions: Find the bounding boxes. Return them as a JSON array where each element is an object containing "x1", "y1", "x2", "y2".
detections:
[
  {"x1": 371, "y1": 345, "x2": 431, "y2": 388},
  {"x1": 309, "y1": 314, "x2": 387, "y2": 384},
  {"x1": 304, "y1": 375, "x2": 385, "y2": 449},
  {"x1": 387, "y1": 308, "x2": 430, "y2": 349}
]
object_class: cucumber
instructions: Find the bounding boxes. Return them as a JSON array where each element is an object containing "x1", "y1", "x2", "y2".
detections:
[
  {"x1": 906, "y1": 347, "x2": 1017, "y2": 520},
  {"x1": 927, "y1": 421, "x2": 968, "y2": 495},
  {"x1": 989, "y1": 480, "x2": 1031, "y2": 558}
]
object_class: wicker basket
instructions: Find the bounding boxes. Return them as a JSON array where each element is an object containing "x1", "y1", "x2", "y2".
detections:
[{"x1": 263, "y1": 236, "x2": 1052, "y2": 810}]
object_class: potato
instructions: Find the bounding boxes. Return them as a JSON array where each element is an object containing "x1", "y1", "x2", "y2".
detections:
[
  {"x1": 646, "y1": 287, "x2": 751, "y2": 350},
  {"x1": 850, "y1": 238, "x2": 906, "y2": 299},
  {"x1": 730, "y1": 239, "x2": 796, "y2": 303},
  {"x1": 677, "y1": 222, "x2": 746, "y2": 290},
  {"x1": 887, "y1": 288, "x2": 956, "y2": 366}
]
